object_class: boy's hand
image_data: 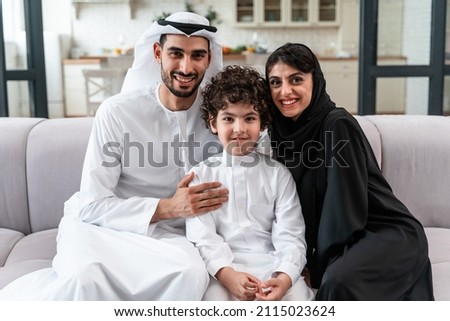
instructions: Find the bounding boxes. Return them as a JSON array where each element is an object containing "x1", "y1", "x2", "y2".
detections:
[
  {"x1": 216, "y1": 267, "x2": 261, "y2": 301},
  {"x1": 255, "y1": 272, "x2": 292, "y2": 301}
]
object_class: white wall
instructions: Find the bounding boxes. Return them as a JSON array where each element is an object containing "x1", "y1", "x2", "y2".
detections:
[
  {"x1": 378, "y1": 0, "x2": 404, "y2": 56},
  {"x1": 42, "y1": 0, "x2": 72, "y2": 34},
  {"x1": 42, "y1": 0, "x2": 72, "y2": 58},
  {"x1": 49, "y1": 0, "x2": 346, "y2": 56}
]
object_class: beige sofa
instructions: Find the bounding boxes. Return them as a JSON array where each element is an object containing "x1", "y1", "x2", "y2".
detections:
[{"x1": 0, "y1": 115, "x2": 449, "y2": 300}]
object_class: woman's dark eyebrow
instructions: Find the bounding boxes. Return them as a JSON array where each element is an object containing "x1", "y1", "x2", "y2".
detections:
[
  {"x1": 290, "y1": 71, "x2": 306, "y2": 77},
  {"x1": 269, "y1": 71, "x2": 305, "y2": 80}
]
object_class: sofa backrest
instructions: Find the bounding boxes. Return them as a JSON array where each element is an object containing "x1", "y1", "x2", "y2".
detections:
[
  {"x1": 2, "y1": 115, "x2": 449, "y2": 235},
  {"x1": 26, "y1": 118, "x2": 94, "y2": 233},
  {"x1": 0, "y1": 118, "x2": 45, "y2": 235},
  {"x1": 364, "y1": 115, "x2": 450, "y2": 229},
  {"x1": 354, "y1": 116, "x2": 382, "y2": 168}
]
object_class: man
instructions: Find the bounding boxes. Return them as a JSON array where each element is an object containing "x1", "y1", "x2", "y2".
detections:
[{"x1": 0, "y1": 12, "x2": 228, "y2": 300}]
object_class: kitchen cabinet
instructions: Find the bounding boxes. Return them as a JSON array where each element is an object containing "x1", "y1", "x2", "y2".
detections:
[
  {"x1": 235, "y1": 0, "x2": 339, "y2": 27},
  {"x1": 320, "y1": 57, "x2": 406, "y2": 114},
  {"x1": 321, "y1": 59, "x2": 358, "y2": 113},
  {"x1": 63, "y1": 59, "x2": 102, "y2": 117}
]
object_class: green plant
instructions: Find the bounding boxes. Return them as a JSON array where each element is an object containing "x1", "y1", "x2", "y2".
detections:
[
  {"x1": 184, "y1": 1, "x2": 220, "y2": 25},
  {"x1": 155, "y1": 2, "x2": 221, "y2": 25},
  {"x1": 205, "y1": 6, "x2": 220, "y2": 24},
  {"x1": 155, "y1": 11, "x2": 172, "y2": 20},
  {"x1": 184, "y1": 1, "x2": 195, "y2": 13}
]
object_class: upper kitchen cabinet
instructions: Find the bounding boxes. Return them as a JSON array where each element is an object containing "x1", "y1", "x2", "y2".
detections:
[{"x1": 235, "y1": 0, "x2": 339, "y2": 27}]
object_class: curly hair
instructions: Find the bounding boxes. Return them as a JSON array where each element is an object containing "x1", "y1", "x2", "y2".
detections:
[{"x1": 201, "y1": 65, "x2": 272, "y2": 131}]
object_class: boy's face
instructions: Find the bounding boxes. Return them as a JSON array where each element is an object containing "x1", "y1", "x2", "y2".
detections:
[{"x1": 210, "y1": 103, "x2": 262, "y2": 156}]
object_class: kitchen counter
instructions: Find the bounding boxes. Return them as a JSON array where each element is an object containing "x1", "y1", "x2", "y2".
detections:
[
  {"x1": 222, "y1": 53, "x2": 363, "y2": 62},
  {"x1": 223, "y1": 54, "x2": 246, "y2": 60},
  {"x1": 318, "y1": 55, "x2": 406, "y2": 60},
  {"x1": 64, "y1": 54, "x2": 133, "y2": 63},
  {"x1": 65, "y1": 53, "x2": 406, "y2": 64},
  {"x1": 64, "y1": 55, "x2": 134, "y2": 72},
  {"x1": 63, "y1": 58, "x2": 106, "y2": 64},
  {"x1": 228, "y1": 53, "x2": 405, "y2": 69}
]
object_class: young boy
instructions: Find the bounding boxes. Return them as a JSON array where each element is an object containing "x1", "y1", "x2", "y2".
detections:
[{"x1": 186, "y1": 65, "x2": 314, "y2": 301}]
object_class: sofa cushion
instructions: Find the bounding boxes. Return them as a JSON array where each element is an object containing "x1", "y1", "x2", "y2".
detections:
[
  {"x1": 425, "y1": 227, "x2": 450, "y2": 300},
  {"x1": 430, "y1": 262, "x2": 450, "y2": 301},
  {"x1": 365, "y1": 115, "x2": 450, "y2": 229},
  {"x1": 0, "y1": 228, "x2": 24, "y2": 266},
  {"x1": 0, "y1": 117, "x2": 45, "y2": 235},
  {"x1": 425, "y1": 227, "x2": 450, "y2": 265},
  {"x1": 0, "y1": 229, "x2": 57, "y2": 290},
  {"x1": 0, "y1": 260, "x2": 52, "y2": 290},
  {"x1": 4, "y1": 229, "x2": 57, "y2": 265},
  {"x1": 26, "y1": 118, "x2": 94, "y2": 232}
]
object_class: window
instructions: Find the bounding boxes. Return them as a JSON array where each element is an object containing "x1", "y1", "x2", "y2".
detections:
[
  {"x1": 0, "y1": 0, "x2": 47, "y2": 117},
  {"x1": 358, "y1": 0, "x2": 447, "y2": 115}
]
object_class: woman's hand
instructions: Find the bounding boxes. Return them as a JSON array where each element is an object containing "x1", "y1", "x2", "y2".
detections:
[
  {"x1": 153, "y1": 172, "x2": 229, "y2": 222},
  {"x1": 216, "y1": 267, "x2": 261, "y2": 301}
]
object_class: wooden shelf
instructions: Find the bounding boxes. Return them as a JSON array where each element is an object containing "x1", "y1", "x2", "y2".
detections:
[{"x1": 71, "y1": 0, "x2": 134, "y2": 19}]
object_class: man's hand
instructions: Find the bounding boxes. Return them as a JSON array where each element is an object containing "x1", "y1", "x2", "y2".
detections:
[
  {"x1": 152, "y1": 172, "x2": 228, "y2": 222},
  {"x1": 216, "y1": 267, "x2": 261, "y2": 301}
]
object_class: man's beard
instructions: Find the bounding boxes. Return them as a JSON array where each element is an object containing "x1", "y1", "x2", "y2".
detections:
[{"x1": 161, "y1": 70, "x2": 203, "y2": 98}]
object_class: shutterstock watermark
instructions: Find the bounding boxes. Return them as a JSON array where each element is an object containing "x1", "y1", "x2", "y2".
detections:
[
  {"x1": 101, "y1": 131, "x2": 349, "y2": 169},
  {"x1": 276, "y1": 131, "x2": 349, "y2": 169}
]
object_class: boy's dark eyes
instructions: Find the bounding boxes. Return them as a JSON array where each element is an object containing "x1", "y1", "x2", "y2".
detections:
[{"x1": 221, "y1": 116, "x2": 258, "y2": 122}]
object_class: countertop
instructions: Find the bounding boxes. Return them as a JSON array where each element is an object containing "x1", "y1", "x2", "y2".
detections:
[
  {"x1": 63, "y1": 55, "x2": 133, "y2": 64},
  {"x1": 63, "y1": 57, "x2": 106, "y2": 64},
  {"x1": 63, "y1": 54, "x2": 407, "y2": 65},
  {"x1": 222, "y1": 53, "x2": 407, "y2": 60}
]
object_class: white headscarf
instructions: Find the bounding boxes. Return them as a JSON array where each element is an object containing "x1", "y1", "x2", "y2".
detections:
[{"x1": 121, "y1": 12, "x2": 223, "y2": 93}]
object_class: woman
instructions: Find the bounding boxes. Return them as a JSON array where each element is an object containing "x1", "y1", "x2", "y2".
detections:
[{"x1": 265, "y1": 43, "x2": 434, "y2": 300}]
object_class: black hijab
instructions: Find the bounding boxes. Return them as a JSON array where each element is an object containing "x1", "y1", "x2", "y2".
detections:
[
  {"x1": 266, "y1": 42, "x2": 338, "y2": 207},
  {"x1": 266, "y1": 43, "x2": 336, "y2": 152},
  {"x1": 266, "y1": 44, "x2": 337, "y2": 283}
]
